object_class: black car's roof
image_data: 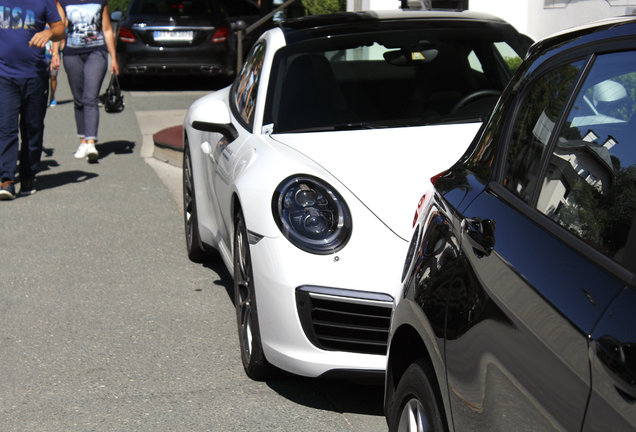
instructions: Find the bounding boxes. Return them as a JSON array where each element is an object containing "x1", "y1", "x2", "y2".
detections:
[
  {"x1": 279, "y1": 9, "x2": 517, "y2": 43},
  {"x1": 529, "y1": 16, "x2": 636, "y2": 59}
]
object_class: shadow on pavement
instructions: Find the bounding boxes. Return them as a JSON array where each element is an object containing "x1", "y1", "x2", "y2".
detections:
[
  {"x1": 269, "y1": 376, "x2": 385, "y2": 417},
  {"x1": 202, "y1": 258, "x2": 234, "y2": 301},
  {"x1": 97, "y1": 140, "x2": 135, "y2": 159},
  {"x1": 34, "y1": 170, "x2": 98, "y2": 192}
]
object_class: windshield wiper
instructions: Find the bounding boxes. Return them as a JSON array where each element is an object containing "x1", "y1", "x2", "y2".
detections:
[
  {"x1": 333, "y1": 122, "x2": 377, "y2": 130},
  {"x1": 274, "y1": 122, "x2": 377, "y2": 133},
  {"x1": 274, "y1": 116, "x2": 482, "y2": 134}
]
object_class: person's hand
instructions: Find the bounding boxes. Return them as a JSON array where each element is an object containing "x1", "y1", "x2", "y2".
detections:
[
  {"x1": 51, "y1": 53, "x2": 60, "y2": 70},
  {"x1": 111, "y1": 59, "x2": 119, "y2": 75},
  {"x1": 29, "y1": 29, "x2": 52, "y2": 48}
]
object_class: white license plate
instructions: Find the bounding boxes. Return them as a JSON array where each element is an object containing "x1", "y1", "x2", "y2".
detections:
[{"x1": 154, "y1": 30, "x2": 193, "y2": 41}]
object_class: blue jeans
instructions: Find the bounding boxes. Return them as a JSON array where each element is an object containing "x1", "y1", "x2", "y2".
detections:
[
  {"x1": 0, "y1": 75, "x2": 49, "y2": 182},
  {"x1": 63, "y1": 50, "x2": 108, "y2": 142}
]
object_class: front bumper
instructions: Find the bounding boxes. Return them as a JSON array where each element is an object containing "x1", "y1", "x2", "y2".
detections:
[{"x1": 248, "y1": 226, "x2": 407, "y2": 378}]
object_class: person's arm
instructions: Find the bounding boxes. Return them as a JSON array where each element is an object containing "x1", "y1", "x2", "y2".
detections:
[
  {"x1": 102, "y1": 5, "x2": 119, "y2": 75},
  {"x1": 51, "y1": 41, "x2": 61, "y2": 70},
  {"x1": 56, "y1": 0, "x2": 67, "y2": 27},
  {"x1": 29, "y1": 20, "x2": 65, "y2": 48}
]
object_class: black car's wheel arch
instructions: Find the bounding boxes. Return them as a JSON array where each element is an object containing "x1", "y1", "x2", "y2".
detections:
[{"x1": 386, "y1": 324, "x2": 449, "y2": 431}]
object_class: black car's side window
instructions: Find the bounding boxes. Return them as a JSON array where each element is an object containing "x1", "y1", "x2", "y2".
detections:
[
  {"x1": 537, "y1": 51, "x2": 636, "y2": 271},
  {"x1": 503, "y1": 61, "x2": 583, "y2": 203},
  {"x1": 234, "y1": 41, "x2": 266, "y2": 128}
]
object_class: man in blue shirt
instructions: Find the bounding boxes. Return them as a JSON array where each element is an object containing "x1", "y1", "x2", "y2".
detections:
[{"x1": 0, "y1": 1, "x2": 65, "y2": 199}]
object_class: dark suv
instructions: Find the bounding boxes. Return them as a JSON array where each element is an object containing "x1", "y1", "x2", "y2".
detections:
[
  {"x1": 114, "y1": 0, "x2": 238, "y2": 82},
  {"x1": 385, "y1": 16, "x2": 636, "y2": 432}
]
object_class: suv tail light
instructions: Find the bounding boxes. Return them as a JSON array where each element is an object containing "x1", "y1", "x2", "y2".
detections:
[
  {"x1": 211, "y1": 26, "x2": 228, "y2": 43},
  {"x1": 118, "y1": 27, "x2": 135, "y2": 43}
]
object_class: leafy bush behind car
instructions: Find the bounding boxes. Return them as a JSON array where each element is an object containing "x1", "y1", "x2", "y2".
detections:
[
  {"x1": 108, "y1": 0, "x2": 346, "y2": 15},
  {"x1": 301, "y1": 0, "x2": 346, "y2": 14},
  {"x1": 109, "y1": 0, "x2": 129, "y2": 13}
]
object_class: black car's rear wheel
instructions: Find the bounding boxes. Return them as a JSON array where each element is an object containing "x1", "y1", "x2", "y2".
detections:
[
  {"x1": 390, "y1": 360, "x2": 446, "y2": 432},
  {"x1": 233, "y1": 211, "x2": 270, "y2": 380},
  {"x1": 183, "y1": 144, "x2": 209, "y2": 262}
]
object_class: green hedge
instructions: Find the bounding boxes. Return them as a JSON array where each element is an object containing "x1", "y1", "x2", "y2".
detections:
[
  {"x1": 109, "y1": 0, "x2": 130, "y2": 13},
  {"x1": 106, "y1": 0, "x2": 347, "y2": 16},
  {"x1": 301, "y1": 0, "x2": 346, "y2": 15}
]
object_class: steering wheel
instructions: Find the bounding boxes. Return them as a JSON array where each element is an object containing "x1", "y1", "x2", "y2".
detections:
[{"x1": 450, "y1": 89, "x2": 501, "y2": 115}]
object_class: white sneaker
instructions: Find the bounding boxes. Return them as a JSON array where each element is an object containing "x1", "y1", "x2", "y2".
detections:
[
  {"x1": 85, "y1": 143, "x2": 99, "y2": 162},
  {"x1": 74, "y1": 143, "x2": 89, "y2": 159}
]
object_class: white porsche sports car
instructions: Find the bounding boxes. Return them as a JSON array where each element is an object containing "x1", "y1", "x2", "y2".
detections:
[{"x1": 182, "y1": 9, "x2": 530, "y2": 380}]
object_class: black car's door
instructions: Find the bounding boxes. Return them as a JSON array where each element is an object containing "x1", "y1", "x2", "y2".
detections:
[
  {"x1": 577, "y1": 48, "x2": 636, "y2": 432},
  {"x1": 443, "y1": 187, "x2": 614, "y2": 431},
  {"x1": 441, "y1": 48, "x2": 636, "y2": 430},
  {"x1": 586, "y1": 285, "x2": 636, "y2": 431}
]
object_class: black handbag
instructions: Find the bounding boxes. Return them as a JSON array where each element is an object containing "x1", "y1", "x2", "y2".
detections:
[{"x1": 102, "y1": 74, "x2": 125, "y2": 113}]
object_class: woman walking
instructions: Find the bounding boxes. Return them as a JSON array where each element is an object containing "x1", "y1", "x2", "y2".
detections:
[{"x1": 56, "y1": 0, "x2": 119, "y2": 162}]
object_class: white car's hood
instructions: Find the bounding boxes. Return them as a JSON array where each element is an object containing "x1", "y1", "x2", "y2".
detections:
[{"x1": 271, "y1": 123, "x2": 481, "y2": 240}]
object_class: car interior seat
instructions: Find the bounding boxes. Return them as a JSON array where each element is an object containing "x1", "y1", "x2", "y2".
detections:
[
  {"x1": 410, "y1": 43, "x2": 479, "y2": 119},
  {"x1": 276, "y1": 54, "x2": 352, "y2": 132}
]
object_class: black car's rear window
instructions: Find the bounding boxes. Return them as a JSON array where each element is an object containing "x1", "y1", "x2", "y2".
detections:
[
  {"x1": 130, "y1": 0, "x2": 219, "y2": 16},
  {"x1": 264, "y1": 23, "x2": 528, "y2": 133}
]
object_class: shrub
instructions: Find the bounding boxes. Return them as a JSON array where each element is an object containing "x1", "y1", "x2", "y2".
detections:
[
  {"x1": 109, "y1": 0, "x2": 130, "y2": 13},
  {"x1": 301, "y1": 0, "x2": 346, "y2": 15}
]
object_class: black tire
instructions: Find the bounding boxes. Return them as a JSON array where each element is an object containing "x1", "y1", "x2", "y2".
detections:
[
  {"x1": 183, "y1": 144, "x2": 209, "y2": 263},
  {"x1": 389, "y1": 360, "x2": 446, "y2": 432},
  {"x1": 233, "y1": 211, "x2": 270, "y2": 380}
]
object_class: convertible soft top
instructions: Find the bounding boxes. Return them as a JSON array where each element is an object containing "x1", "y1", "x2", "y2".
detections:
[{"x1": 279, "y1": 9, "x2": 515, "y2": 44}]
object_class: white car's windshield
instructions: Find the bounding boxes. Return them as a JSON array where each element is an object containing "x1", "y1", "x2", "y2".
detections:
[{"x1": 265, "y1": 24, "x2": 527, "y2": 133}]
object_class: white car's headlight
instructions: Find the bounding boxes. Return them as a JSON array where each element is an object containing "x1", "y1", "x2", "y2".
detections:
[{"x1": 272, "y1": 175, "x2": 352, "y2": 254}]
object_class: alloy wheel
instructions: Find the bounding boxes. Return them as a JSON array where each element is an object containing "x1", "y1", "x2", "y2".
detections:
[
  {"x1": 235, "y1": 221, "x2": 254, "y2": 360},
  {"x1": 183, "y1": 148, "x2": 195, "y2": 248},
  {"x1": 233, "y1": 212, "x2": 270, "y2": 380},
  {"x1": 397, "y1": 398, "x2": 431, "y2": 432},
  {"x1": 182, "y1": 145, "x2": 209, "y2": 262}
]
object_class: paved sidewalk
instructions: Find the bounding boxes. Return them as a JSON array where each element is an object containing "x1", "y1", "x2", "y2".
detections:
[
  {"x1": 137, "y1": 109, "x2": 186, "y2": 213},
  {"x1": 1, "y1": 73, "x2": 228, "y2": 430},
  {"x1": 0, "y1": 72, "x2": 387, "y2": 432}
]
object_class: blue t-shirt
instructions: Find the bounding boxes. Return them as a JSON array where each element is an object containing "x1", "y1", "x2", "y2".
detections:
[
  {"x1": 59, "y1": 0, "x2": 108, "y2": 56},
  {"x1": 0, "y1": 0, "x2": 61, "y2": 78}
]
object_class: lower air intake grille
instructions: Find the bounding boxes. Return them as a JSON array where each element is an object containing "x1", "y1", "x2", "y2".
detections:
[{"x1": 296, "y1": 286, "x2": 393, "y2": 355}]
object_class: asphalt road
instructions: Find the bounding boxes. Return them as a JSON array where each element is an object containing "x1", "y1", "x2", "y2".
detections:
[{"x1": 0, "y1": 75, "x2": 387, "y2": 431}]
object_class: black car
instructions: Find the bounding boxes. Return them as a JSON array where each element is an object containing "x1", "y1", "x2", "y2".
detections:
[
  {"x1": 114, "y1": 0, "x2": 242, "y2": 82},
  {"x1": 385, "y1": 16, "x2": 636, "y2": 432}
]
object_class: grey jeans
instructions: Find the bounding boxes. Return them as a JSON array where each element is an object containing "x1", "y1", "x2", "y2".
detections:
[{"x1": 63, "y1": 50, "x2": 108, "y2": 142}]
